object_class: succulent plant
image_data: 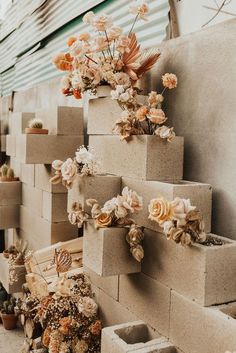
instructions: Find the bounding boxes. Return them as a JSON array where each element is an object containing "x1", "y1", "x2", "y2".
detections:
[
  {"x1": 1, "y1": 297, "x2": 16, "y2": 314},
  {"x1": 0, "y1": 164, "x2": 8, "y2": 177},
  {"x1": 28, "y1": 118, "x2": 43, "y2": 129},
  {"x1": 7, "y1": 167, "x2": 15, "y2": 178}
]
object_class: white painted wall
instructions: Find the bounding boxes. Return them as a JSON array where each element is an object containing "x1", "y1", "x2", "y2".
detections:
[{"x1": 174, "y1": 0, "x2": 236, "y2": 35}]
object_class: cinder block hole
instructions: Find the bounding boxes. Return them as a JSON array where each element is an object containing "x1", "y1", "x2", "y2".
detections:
[
  {"x1": 221, "y1": 303, "x2": 236, "y2": 319},
  {"x1": 114, "y1": 323, "x2": 157, "y2": 345}
]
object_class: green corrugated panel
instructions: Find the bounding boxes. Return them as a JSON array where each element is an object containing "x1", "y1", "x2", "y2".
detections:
[{"x1": 1, "y1": 0, "x2": 169, "y2": 96}]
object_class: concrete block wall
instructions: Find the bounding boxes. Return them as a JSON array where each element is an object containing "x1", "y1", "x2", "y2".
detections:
[{"x1": 3, "y1": 106, "x2": 84, "y2": 250}]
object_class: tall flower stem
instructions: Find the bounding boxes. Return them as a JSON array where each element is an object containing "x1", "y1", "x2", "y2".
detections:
[
  {"x1": 105, "y1": 30, "x2": 113, "y2": 59},
  {"x1": 128, "y1": 14, "x2": 139, "y2": 36},
  {"x1": 85, "y1": 55, "x2": 98, "y2": 64}
]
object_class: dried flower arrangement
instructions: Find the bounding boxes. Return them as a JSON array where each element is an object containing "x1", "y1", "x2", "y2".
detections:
[
  {"x1": 52, "y1": 3, "x2": 159, "y2": 99},
  {"x1": 148, "y1": 197, "x2": 206, "y2": 246},
  {"x1": 50, "y1": 146, "x2": 100, "y2": 189},
  {"x1": 112, "y1": 74, "x2": 177, "y2": 141},
  {"x1": 25, "y1": 118, "x2": 49, "y2": 135},
  {"x1": 16, "y1": 273, "x2": 101, "y2": 353},
  {"x1": 68, "y1": 187, "x2": 145, "y2": 262},
  {"x1": 0, "y1": 164, "x2": 18, "y2": 182},
  {"x1": 4, "y1": 241, "x2": 30, "y2": 285}
]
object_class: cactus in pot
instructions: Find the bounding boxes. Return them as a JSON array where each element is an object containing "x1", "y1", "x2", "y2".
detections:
[
  {"x1": 25, "y1": 118, "x2": 48, "y2": 134},
  {"x1": 0, "y1": 164, "x2": 18, "y2": 181},
  {"x1": 1, "y1": 297, "x2": 18, "y2": 330}
]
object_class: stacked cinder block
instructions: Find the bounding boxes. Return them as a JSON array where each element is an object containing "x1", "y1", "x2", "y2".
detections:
[
  {"x1": 6, "y1": 106, "x2": 84, "y2": 250},
  {"x1": 75, "y1": 88, "x2": 236, "y2": 352}
]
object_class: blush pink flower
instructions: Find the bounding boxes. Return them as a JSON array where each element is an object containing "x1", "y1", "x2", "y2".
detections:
[
  {"x1": 130, "y1": 2, "x2": 149, "y2": 20},
  {"x1": 162, "y1": 73, "x2": 178, "y2": 89},
  {"x1": 93, "y1": 14, "x2": 112, "y2": 31},
  {"x1": 135, "y1": 106, "x2": 148, "y2": 122},
  {"x1": 147, "y1": 108, "x2": 167, "y2": 124}
]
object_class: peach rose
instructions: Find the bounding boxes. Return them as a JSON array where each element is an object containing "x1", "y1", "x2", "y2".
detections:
[
  {"x1": 135, "y1": 106, "x2": 148, "y2": 122},
  {"x1": 130, "y1": 2, "x2": 149, "y2": 20},
  {"x1": 93, "y1": 14, "x2": 112, "y2": 31},
  {"x1": 78, "y1": 297, "x2": 98, "y2": 317},
  {"x1": 95, "y1": 212, "x2": 112, "y2": 228},
  {"x1": 107, "y1": 26, "x2": 123, "y2": 40},
  {"x1": 171, "y1": 197, "x2": 196, "y2": 223},
  {"x1": 148, "y1": 108, "x2": 167, "y2": 124},
  {"x1": 89, "y1": 320, "x2": 102, "y2": 335},
  {"x1": 162, "y1": 73, "x2": 177, "y2": 89},
  {"x1": 78, "y1": 32, "x2": 91, "y2": 41},
  {"x1": 148, "y1": 91, "x2": 164, "y2": 107},
  {"x1": 148, "y1": 197, "x2": 172, "y2": 225}
]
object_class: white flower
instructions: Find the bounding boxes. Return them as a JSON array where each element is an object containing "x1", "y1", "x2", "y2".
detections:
[
  {"x1": 102, "y1": 198, "x2": 117, "y2": 213},
  {"x1": 76, "y1": 146, "x2": 93, "y2": 164},
  {"x1": 107, "y1": 26, "x2": 123, "y2": 40},
  {"x1": 93, "y1": 14, "x2": 113, "y2": 31},
  {"x1": 52, "y1": 160, "x2": 63, "y2": 171},
  {"x1": 163, "y1": 220, "x2": 174, "y2": 234},
  {"x1": 171, "y1": 197, "x2": 196, "y2": 223},
  {"x1": 110, "y1": 85, "x2": 125, "y2": 100},
  {"x1": 121, "y1": 186, "x2": 143, "y2": 213},
  {"x1": 78, "y1": 297, "x2": 98, "y2": 318},
  {"x1": 155, "y1": 125, "x2": 175, "y2": 142},
  {"x1": 61, "y1": 158, "x2": 77, "y2": 183},
  {"x1": 83, "y1": 11, "x2": 95, "y2": 25}
]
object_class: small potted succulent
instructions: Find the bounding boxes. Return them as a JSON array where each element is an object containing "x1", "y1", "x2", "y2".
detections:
[
  {"x1": 0, "y1": 164, "x2": 18, "y2": 182},
  {"x1": 0, "y1": 283, "x2": 7, "y2": 324},
  {"x1": 25, "y1": 118, "x2": 48, "y2": 135},
  {"x1": 1, "y1": 297, "x2": 18, "y2": 330}
]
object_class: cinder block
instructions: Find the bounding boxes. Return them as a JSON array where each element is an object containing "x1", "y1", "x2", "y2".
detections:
[
  {"x1": 97, "y1": 289, "x2": 139, "y2": 327},
  {"x1": 0, "y1": 254, "x2": 26, "y2": 293},
  {"x1": 101, "y1": 321, "x2": 168, "y2": 353},
  {"x1": 122, "y1": 178, "x2": 212, "y2": 233},
  {"x1": 22, "y1": 184, "x2": 43, "y2": 216},
  {"x1": 170, "y1": 290, "x2": 236, "y2": 353},
  {"x1": 35, "y1": 106, "x2": 84, "y2": 135},
  {"x1": 20, "y1": 163, "x2": 35, "y2": 186},
  {"x1": 1, "y1": 135, "x2": 6, "y2": 152},
  {"x1": 10, "y1": 157, "x2": 21, "y2": 178},
  {"x1": 0, "y1": 205, "x2": 19, "y2": 229},
  {"x1": 8, "y1": 112, "x2": 34, "y2": 134},
  {"x1": 20, "y1": 205, "x2": 78, "y2": 249},
  {"x1": 143, "y1": 228, "x2": 236, "y2": 306},
  {"x1": 67, "y1": 174, "x2": 121, "y2": 212},
  {"x1": 84, "y1": 221, "x2": 141, "y2": 276},
  {"x1": 89, "y1": 135, "x2": 184, "y2": 181},
  {"x1": 16, "y1": 134, "x2": 84, "y2": 164},
  {"x1": 42, "y1": 191, "x2": 68, "y2": 222},
  {"x1": 35, "y1": 164, "x2": 66, "y2": 193},
  {"x1": 119, "y1": 273, "x2": 171, "y2": 337},
  {"x1": 6, "y1": 134, "x2": 16, "y2": 156},
  {"x1": 83, "y1": 266, "x2": 119, "y2": 300},
  {"x1": 0, "y1": 181, "x2": 21, "y2": 205},
  {"x1": 88, "y1": 90, "x2": 146, "y2": 135}
]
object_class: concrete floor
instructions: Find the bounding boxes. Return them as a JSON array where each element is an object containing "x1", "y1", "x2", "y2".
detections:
[{"x1": 0, "y1": 324, "x2": 24, "y2": 353}]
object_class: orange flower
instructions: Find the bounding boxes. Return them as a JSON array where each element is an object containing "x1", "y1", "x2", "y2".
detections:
[
  {"x1": 95, "y1": 212, "x2": 112, "y2": 228},
  {"x1": 73, "y1": 89, "x2": 82, "y2": 99},
  {"x1": 89, "y1": 320, "x2": 102, "y2": 335},
  {"x1": 52, "y1": 52, "x2": 73, "y2": 71},
  {"x1": 135, "y1": 106, "x2": 148, "y2": 122},
  {"x1": 67, "y1": 36, "x2": 77, "y2": 47}
]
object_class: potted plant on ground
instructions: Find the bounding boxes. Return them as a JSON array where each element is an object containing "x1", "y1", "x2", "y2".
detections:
[
  {"x1": 1, "y1": 297, "x2": 18, "y2": 330},
  {"x1": 0, "y1": 164, "x2": 18, "y2": 182},
  {"x1": 25, "y1": 118, "x2": 48, "y2": 135},
  {"x1": 0, "y1": 283, "x2": 8, "y2": 324}
]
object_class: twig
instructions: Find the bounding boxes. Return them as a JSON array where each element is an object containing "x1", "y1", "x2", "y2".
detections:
[
  {"x1": 202, "y1": 0, "x2": 230, "y2": 27},
  {"x1": 203, "y1": 5, "x2": 236, "y2": 16}
]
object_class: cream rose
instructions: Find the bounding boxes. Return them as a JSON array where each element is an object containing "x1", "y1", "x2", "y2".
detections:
[
  {"x1": 61, "y1": 158, "x2": 77, "y2": 182},
  {"x1": 78, "y1": 297, "x2": 98, "y2": 318},
  {"x1": 147, "y1": 108, "x2": 167, "y2": 124},
  {"x1": 171, "y1": 197, "x2": 196, "y2": 222},
  {"x1": 52, "y1": 159, "x2": 63, "y2": 171},
  {"x1": 95, "y1": 212, "x2": 112, "y2": 228},
  {"x1": 148, "y1": 91, "x2": 164, "y2": 107},
  {"x1": 155, "y1": 125, "x2": 175, "y2": 141},
  {"x1": 122, "y1": 187, "x2": 143, "y2": 213},
  {"x1": 148, "y1": 197, "x2": 172, "y2": 225}
]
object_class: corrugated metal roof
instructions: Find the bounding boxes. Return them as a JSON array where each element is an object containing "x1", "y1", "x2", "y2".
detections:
[{"x1": 0, "y1": 0, "x2": 169, "y2": 96}]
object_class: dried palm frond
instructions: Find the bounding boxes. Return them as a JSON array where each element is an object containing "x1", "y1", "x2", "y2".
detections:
[
  {"x1": 135, "y1": 49, "x2": 161, "y2": 78},
  {"x1": 122, "y1": 33, "x2": 141, "y2": 80}
]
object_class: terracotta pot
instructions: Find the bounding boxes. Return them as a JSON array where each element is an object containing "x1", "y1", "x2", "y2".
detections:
[
  {"x1": 1, "y1": 313, "x2": 18, "y2": 330},
  {"x1": 25, "y1": 127, "x2": 49, "y2": 134},
  {"x1": 0, "y1": 177, "x2": 18, "y2": 182}
]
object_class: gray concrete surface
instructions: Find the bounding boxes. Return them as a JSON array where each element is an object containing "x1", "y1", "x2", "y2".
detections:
[{"x1": 0, "y1": 324, "x2": 24, "y2": 353}]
